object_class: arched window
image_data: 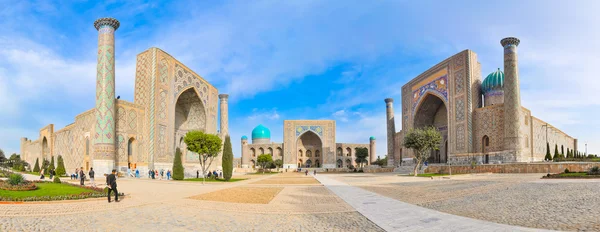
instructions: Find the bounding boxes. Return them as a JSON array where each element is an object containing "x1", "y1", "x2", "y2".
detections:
[
  {"x1": 268, "y1": 147, "x2": 273, "y2": 156},
  {"x1": 482, "y1": 135, "x2": 490, "y2": 153},
  {"x1": 251, "y1": 148, "x2": 256, "y2": 157},
  {"x1": 337, "y1": 147, "x2": 343, "y2": 156},
  {"x1": 346, "y1": 147, "x2": 351, "y2": 156},
  {"x1": 298, "y1": 149, "x2": 303, "y2": 157},
  {"x1": 85, "y1": 138, "x2": 90, "y2": 156},
  {"x1": 315, "y1": 150, "x2": 320, "y2": 157},
  {"x1": 259, "y1": 147, "x2": 265, "y2": 155},
  {"x1": 306, "y1": 150, "x2": 312, "y2": 157}
]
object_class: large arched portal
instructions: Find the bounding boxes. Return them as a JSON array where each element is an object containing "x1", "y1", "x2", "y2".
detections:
[
  {"x1": 296, "y1": 131, "x2": 322, "y2": 168},
  {"x1": 174, "y1": 88, "x2": 206, "y2": 162},
  {"x1": 414, "y1": 93, "x2": 448, "y2": 163},
  {"x1": 127, "y1": 138, "x2": 135, "y2": 169},
  {"x1": 42, "y1": 137, "x2": 49, "y2": 160}
]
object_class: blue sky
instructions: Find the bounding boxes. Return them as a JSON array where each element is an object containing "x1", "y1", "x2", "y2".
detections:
[{"x1": 1, "y1": 0, "x2": 599, "y2": 158}]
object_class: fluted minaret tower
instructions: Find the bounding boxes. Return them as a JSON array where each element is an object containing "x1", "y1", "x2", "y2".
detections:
[
  {"x1": 385, "y1": 98, "x2": 396, "y2": 167},
  {"x1": 93, "y1": 18, "x2": 120, "y2": 175},
  {"x1": 219, "y1": 94, "x2": 229, "y2": 137},
  {"x1": 369, "y1": 136, "x2": 377, "y2": 164},
  {"x1": 501, "y1": 37, "x2": 523, "y2": 158}
]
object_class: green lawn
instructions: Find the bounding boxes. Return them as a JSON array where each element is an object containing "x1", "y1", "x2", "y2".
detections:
[
  {"x1": 182, "y1": 178, "x2": 246, "y2": 182},
  {"x1": 0, "y1": 182, "x2": 97, "y2": 200},
  {"x1": 557, "y1": 172, "x2": 589, "y2": 177}
]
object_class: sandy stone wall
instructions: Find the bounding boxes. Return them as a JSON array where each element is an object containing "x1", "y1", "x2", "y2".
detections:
[
  {"x1": 472, "y1": 105, "x2": 504, "y2": 153},
  {"x1": 426, "y1": 162, "x2": 599, "y2": 174},
  {"x1": 334, "y1": 143, "x2": 370, "y2": 167},
  {"x1": 531, "y1": 116, "x2": 575, "y2": 161}
]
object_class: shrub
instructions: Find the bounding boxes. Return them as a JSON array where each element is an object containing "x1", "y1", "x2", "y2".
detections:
[
  {"x1": 222, "y1": 136, "x2": 233, "y2": 181},
  {"x1": 33, "y1": 158, "x2": 40, "y2": 172},
  {"x1": 55, "y1": 155, "x2": 66, "y2": 176},
  {"x1": 564, "y1": 168, "x2": 570, "y2": 173},
  {"x1": 8, "y1": 173, "x2": 25, "y2": 185},
  {"x1": 53, "y1": 176, "x2": 61, "y2": 183},
  {"x1": 589, "y1": 166, "x2": 600, "y2": 175},
  {"x1": 49, "y1": 156, "x2": 55, "y2": 172},
  {"x1": 172, "y1": 148, "x2": 184, "y2": 180},
  {"x1": 0, "y1": 180, "x2": 37, "y2": 191}
]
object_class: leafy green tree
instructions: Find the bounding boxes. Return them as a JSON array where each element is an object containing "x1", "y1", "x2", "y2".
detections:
[
  {"x1": 49, "y1": 155, "x2": 55, "y2": 171},
  {"x1": 172, "y1": 148, "x2": 184, "y2": 180},
  {"x1": 257, "y1": 154, "x2": 273, "y2": 174},
  {"x1": 403, "y1": 126, "x2": 442, "y2": 177},
  {"x1": 273, "y1": 159, "x2": 283, "y2": 171},
  {"x1": 33, "y1": 158, "x2": 40, "y2": 172},
  {"x1": 0, "y1": 149, "x2": 5, "y2": 163},
  {"x1": 184, "y1": 130, "x2": 222, "y2": 184},
  {"x1": 354, "y1": 147, "x2": 369, "y2": 169},
  {"x1": 55, "y1": 155, "x2": 66, "y2": 176},
  {"x1": 553, "y1": 144, "x2": 559, "y2": 161},
  {"x1": 42, "y1": 159, "x2": 49, "y2": 175},
  {"x1": 222, "y1": 136, "x2": 233, "y2": 181}
]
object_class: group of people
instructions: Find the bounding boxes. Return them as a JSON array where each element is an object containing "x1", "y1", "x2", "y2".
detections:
[
  {"x1": 39, "y1": 168, "x2": 56, "y2": 180},
  {"x1": 67, "y1": 167, "x2": 96, "y2": 186},
  {"x1": 196, "y1": 170, "x2": 223, "y2": 179},
  {"x1": 147, "y1": 169, "x2": 172, "y2": 180}
]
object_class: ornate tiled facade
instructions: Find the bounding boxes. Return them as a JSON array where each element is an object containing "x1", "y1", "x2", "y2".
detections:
[
  {"x1": 241, "y1": 120, "x2": 376, "y2": 169},
  {"x1": 21, "y1": 18, "x2": 228, "y2": 177},
  {"x1": 387, "y1": 38, "x2": 577, "y2": 166}
]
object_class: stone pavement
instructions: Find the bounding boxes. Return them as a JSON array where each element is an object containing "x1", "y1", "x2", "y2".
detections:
[{"x1": 314, "y1": 174, "x2": 553, "y2": 232}]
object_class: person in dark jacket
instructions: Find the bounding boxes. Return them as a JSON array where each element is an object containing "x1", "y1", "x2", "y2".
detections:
[
  {"x1": 89, "y1": 168, "x2": 96, "y2": 187},
  {"x1": 106, "y1": 169, "x2": 119, "y2": 203},
  {"x1": 79, "y1": 167, "x2": 85, "y2": 185}
]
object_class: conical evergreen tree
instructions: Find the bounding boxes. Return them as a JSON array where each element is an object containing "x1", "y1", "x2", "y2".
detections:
[
  {"x1": 172, "y1": 148, "x2": 184, "y2": 180},
  {"x1": 42, "y1": 159, "x2": 49, "y2": 175},
  {"x1": 55, "y1": 155, "x2": 66, "y2": 176},
  {"x1": 33, "y1": 158, "x2": 40, "y2": 172},
  {"x1": 553, "y1": 144, "x2": 559, "y2": 161},
  {"x1": 49, "y1": 155, "x2": 55, "y2": 171},
  {"x1": 222, "y1": 136, "x2": 233, "y2": 181},
  {"x1": 560, "y1": 145, "x2": 564, "y2": 159},
  {"x1": 545, "y1": 142, "x2": 552, "y2": 161}
]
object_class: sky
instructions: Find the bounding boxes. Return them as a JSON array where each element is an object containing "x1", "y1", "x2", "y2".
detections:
[{"x1": 1, "y1": 0, "x2": 599, "y2": 158}]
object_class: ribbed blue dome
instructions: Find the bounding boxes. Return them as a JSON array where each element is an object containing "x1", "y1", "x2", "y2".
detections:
[
  {"x1": 251, "y1": 124, "x2": 270, "y2": 139},
  {"x1": 241, "y1": 135, "x2": 248, "y2": 140},
  {"x1": 370, "y1": 136, "x2": 376, "y2": 140},
  {"x1": 482, "y1": 68, "x2": 504, "y2": 93}
]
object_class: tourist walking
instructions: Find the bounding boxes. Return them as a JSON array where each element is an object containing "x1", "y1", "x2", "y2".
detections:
[
  {"x1": 151, "y1": 169, "x2": 155, "y2": 179},
  {"x1": 135, "y1": 169, "x2": 139, "y2": 178},
  {"x1": 40, "y1": 169, "x2": 45, "y2": 180},
  {"x1": 79, "y1": 167, "x2": 85, "y2": 186},
  {"x1": 75, "y1": 168, "x2": 79, "y2": 180},
  {"x1": 160, "y1": 169, "x2": 164, "y2": 180},
  {"x1": 49, "y1": 169, "x2": 54, "y2": 179},
  {"x1": 196, "y1": 170, "x2": 199, "y2": 178},
  {"x1": 166, "y1": 170, "x2": 171, "y2": 180},
  {"x1": 154, "y1": 170, "x2": 158, "y2": 179},
  {"x1": 106, "y1": 169, "x2": 119, "y2": 203},
  {"x1": 148, "y1": 169, "x2": 152, "y2": 178},
  {"x1": 305, "y1": 170, "x2": 308, "y2": 176},
  {"x1": 313, "y1": 170, "x2": 317, "y2": 176},
  {"x1": 89, "y1": 167, "x2": 96, "y2": 187}
]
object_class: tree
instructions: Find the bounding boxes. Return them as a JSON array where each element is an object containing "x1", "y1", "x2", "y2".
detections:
[
  {"x1": 55, "y1": 155, "x2": 66, "y2": 176},
  {"x1": 544, "y1": 142, "x2": 552, "y2": 161},
  {"x1": 184, "y1": 130, "x2": 222, "y2": 184},
  {"x1": 561, "y1": 145, "x2": 564, "y2": 158},
  {"x1": 273, "y1": 159, "x2": 283, "y2": 171},
  {"x1": 553, "y1": 144, "x2": 559, "y2": 161},
  {"x1": 257, "y1": 154, "x2": 273, "y2": 174},
  {"x1": 567, "y1": 149, "x2": 573, "y2": 159},
  {"x1": 172, "y1": 148, "x2": 184, "y2": 180},
  {"x1": 222, "y1": 136, "x2": 233, "y2": 181},
  {"x1": 403, "y1": 126, "x2": 442, "y2": 177},
  {"x1": 49, "y1": 155, "x2": 55, "y2": 171},
  {"x1": 354, "y1": 147, "x2": 369, "y2": 169},
  {"x1": 0, "y1": 149, "x2": 5, "y2": 162},
  {"x1": 33, "y1": 158, "x2": 40, "y2": 172},
  {"x1": 42, "y1": 159, "x2": 49, "y2": 175}
]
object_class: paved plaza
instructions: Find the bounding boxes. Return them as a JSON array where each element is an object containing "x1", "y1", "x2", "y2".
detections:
[{"x1": 2, "y1": 172, "x2": 599, "y2": 231}]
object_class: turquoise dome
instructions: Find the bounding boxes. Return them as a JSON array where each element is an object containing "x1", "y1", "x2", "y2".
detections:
[
  {"x1": 370, "y1": 136, "x2": 376, "y2": 140},
  {"x1": 482, "y1": 68, "x2": 504, "y2": 93},
  {"x1": 251, "y1": 124, "x2": 271, "y2": 139},
  {"x1": 241, "y1": 135, "x2": 248, "y2": 140}
]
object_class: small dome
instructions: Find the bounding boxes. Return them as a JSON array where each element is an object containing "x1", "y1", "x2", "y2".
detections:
[
  {"x1": 241, "y1": 135, "x2": 248, "y2": 140},
  {"x1": 251, "y1": 124, "x2": 271, "y2": 139},
  {"x1": 370, "y1": 136, "x2": 376, "y2": 140},
  {"x1": 482, "y1": 68, "x2": 504, "y2": 94}
]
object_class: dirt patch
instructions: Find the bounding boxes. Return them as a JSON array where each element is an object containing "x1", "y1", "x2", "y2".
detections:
[
  {"x1": 251, "y1": 177, "x2": 320, "y2": 185},
  {"x1": 188, "y1": 187, "x2": 283, "y2": 204}
]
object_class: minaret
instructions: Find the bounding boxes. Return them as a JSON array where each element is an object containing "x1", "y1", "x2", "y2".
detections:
[
  {"x1": 219, "y1": 94, "x2": 229, "y2": 137},
  {"x1": 385, "y1": 98, "x2": 396, "y2": 167},
  {"x1": 501, "y1": 37, "x2": 523, "y2": 158},
  {"x1": 369, "y1": 136, "x2": 376, "y2": 165},
  {"x1": 93, "y1": 17, "x2": 120, "y2": 175},
  {"x1": 241, "y1": 136, "x2": 249, "y2": 168}
]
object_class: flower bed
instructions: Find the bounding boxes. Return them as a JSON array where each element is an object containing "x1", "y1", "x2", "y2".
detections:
[
  {"x1": 542, "y1": 172, "x2": 600, "y2": 179},
  {"x1": 0, "y1": 181, "x2": 37, "y2": 191},
  {"x1": 0, "y1": 181, "x2": 110, "y2": 202}
]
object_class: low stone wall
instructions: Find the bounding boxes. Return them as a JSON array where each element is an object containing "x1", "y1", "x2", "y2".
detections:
[{"x1": 425, "y1": 162, "x2": 600, "y2": 174}]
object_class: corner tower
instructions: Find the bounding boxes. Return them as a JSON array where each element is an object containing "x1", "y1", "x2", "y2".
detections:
[
  {"x1": 501, "y1": 37, "x2": 523, "y2": 157},
  {"x1": 93, "y1": 17, "x2": 120, "y2": 174},
  {"x1": 385, "y1": 98, "x2": 395, "y2": 167}
]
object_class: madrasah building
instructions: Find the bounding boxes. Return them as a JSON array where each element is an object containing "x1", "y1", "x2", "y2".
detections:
[
  {"x1": 386, "y1": 37, "x2": 577, "y2": 166},
  {"x1": 20, "y1": 18, "x2": 229, "y2": 176}
]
